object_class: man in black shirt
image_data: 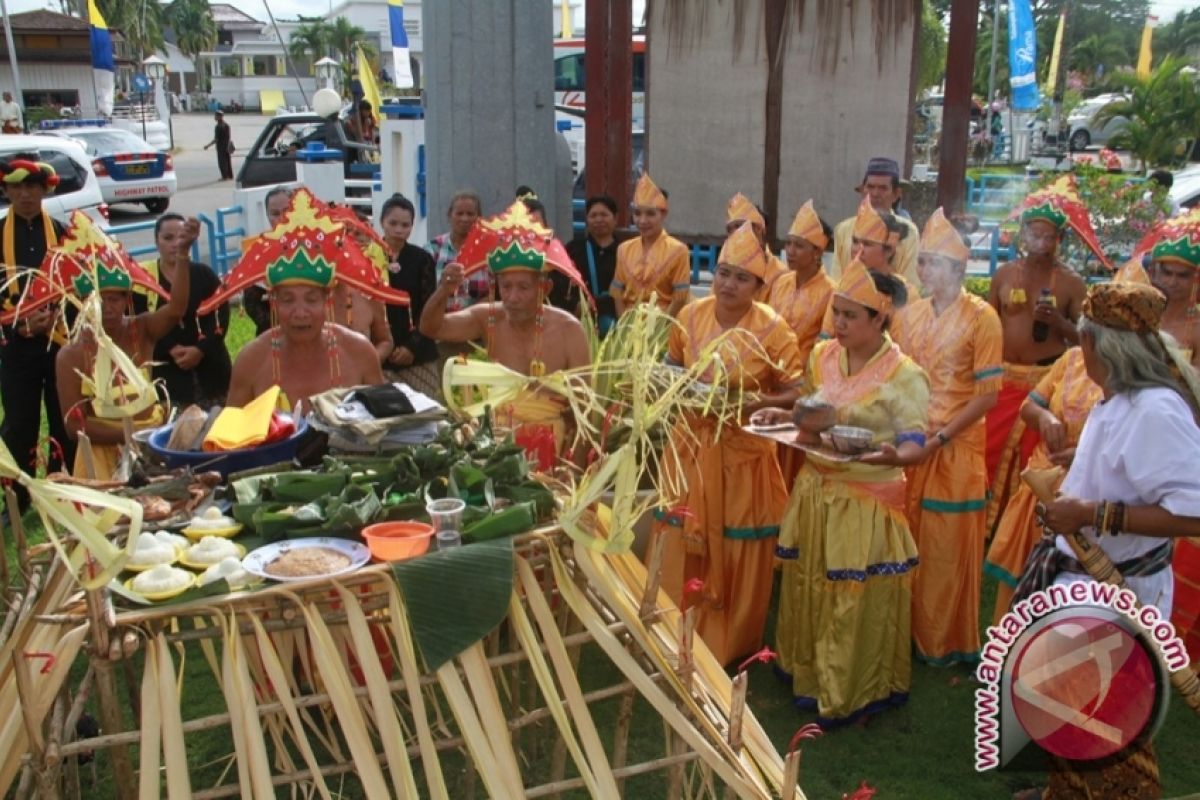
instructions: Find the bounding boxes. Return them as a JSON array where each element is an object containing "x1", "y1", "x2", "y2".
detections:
[
  {"x1": 0, "y1": 156, "x2": 69, "y2": 491},
  {"x1": 550, "y1": 195, "x2": 627, "y2": 336},
  {"x1": 203, "y1": 111, "x2": 234, "y2": 180}
]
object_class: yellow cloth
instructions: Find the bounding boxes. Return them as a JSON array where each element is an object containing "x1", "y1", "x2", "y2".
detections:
[
  {"x1": 73, "y1": 406, "x2": 165, "y2": 481},
  {"x1": 775, "y1": 337, "x2": 929, "y2": 722},
  {"x1": 787, "y1": 200, "x2": 828, "y2": 250},
  {"x1": 767, "y1": 267, "x2": 835, "y2": 366},
  {"x1": 895, "y1": 292, "x2": 1003, "y2": 450},
  {"x1": 718, "y1": 221, "x2": 768, "y2": 280},
  {"x1": 648, "y1": 298, "x2": 804, "y2": 666},
  {"x1": 760, "y1": 252, "x2": 789, "y2": 298},
  {"x1": 832, "y1": 212, "x2": 922, "y2": 292},
  {"x1": 896, "y1": 292, "x2": 1002, "y2": 664},
  {"x1": 494, "y1": 388, "x2": 569, "y2": 454},
  {"x1": 612, "y1": 231, "x2": 690, "y2": 310},
  {"x1": 984, "y1": 349, "x2": 1101, "y2": 623},
  {"x1": 203, "y1": 385, "x2": 282, "y2": 452},
  {"x1": 920, "y1": 208, "x2": 970, "y2": 263}
]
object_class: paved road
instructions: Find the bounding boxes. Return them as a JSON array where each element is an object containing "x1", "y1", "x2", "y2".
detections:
[{"x1": 107, "y1": 112, "x2": 277, "y2": 257}]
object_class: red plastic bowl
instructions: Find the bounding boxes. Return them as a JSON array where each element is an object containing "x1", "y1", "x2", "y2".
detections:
[{"x1": 362, "y1": 521, "x2": 436, "y2": 562}]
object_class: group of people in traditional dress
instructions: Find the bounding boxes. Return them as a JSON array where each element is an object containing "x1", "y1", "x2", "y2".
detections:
[{"x1": 2, "y1": 144, "x2": 1199, "y2": 797}]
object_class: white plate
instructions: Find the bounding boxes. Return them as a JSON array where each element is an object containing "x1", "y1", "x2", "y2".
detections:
[{"x1": 242, "y1": 537, "x2": 371, "y2": 583}]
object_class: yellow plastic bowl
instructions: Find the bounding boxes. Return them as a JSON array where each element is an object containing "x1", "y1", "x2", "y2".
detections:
[
  {"x1": 124, "y1": 572, "x2": 197, "y2": 601},
  {"x1": 181, "y1": 523, "x2": 244, "y2": 542},
  {"x1": 178, "y1": 542, "x2": 247, "y2": 571},
  {"x1": 362, "y1": 521, "x2": 436, "y2": 562},
  {"x1": 124, "y1": 550, "x2": 180, "y2": 572}
]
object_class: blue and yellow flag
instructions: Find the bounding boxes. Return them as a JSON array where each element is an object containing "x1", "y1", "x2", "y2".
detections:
[
  {"x1": 388, "y1": 0, "x2": 414, "y2": 89},
  {"x1": 88, "y1": 0, "x2": 115, "y2": 115}
]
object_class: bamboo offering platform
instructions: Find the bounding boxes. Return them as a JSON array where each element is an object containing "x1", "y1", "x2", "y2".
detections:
[{"x1": 0, "y1": 524, "x2": 805, "y2": 799}]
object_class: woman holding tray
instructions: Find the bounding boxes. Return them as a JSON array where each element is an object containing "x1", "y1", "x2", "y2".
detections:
[
  {"x1": 647, "y1": 221, "x2": 805, "y2": 667},
  {"x1": 752, "y1": 258, "x2": 929, "y2": 726}
]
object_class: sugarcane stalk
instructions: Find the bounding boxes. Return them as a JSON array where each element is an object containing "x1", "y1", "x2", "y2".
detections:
[
  {"x1": 76, "y1": 434, "x2": 96, "y2": 481},
  {"x1": 1022, "y1": 466, "x2": 1200, "y2": 716},
  {"x1": 639, "y1": 532, "x2": 666, "y2": 620},
  {"x1": 5, "y1": 486, "x2": 28, "y2": 577},
  {"x1": 781, "y1": 750, "x2": 802, "y2": 800}
]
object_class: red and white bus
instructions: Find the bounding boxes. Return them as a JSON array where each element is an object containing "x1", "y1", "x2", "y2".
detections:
[{"x1": 553, "y1": 36, "x2": 646, "y2": 128}]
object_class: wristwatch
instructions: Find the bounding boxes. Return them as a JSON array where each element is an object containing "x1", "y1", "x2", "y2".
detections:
[{"x1": 935, "y1": 431, "x2": 950, "y2": 447}]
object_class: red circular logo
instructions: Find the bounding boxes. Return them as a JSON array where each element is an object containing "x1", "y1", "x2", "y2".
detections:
[{"x1": 1010, "y1": 612, "x2": 1156, "y2": 761}]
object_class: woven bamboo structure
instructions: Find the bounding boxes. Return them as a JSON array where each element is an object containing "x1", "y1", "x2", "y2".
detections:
[{"x1": 0, "y1": 525, "x2": 804, "y2": 799}]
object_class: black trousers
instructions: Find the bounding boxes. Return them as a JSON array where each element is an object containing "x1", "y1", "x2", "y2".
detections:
[
  {"x1": 152, "y1": 350, "x2": 232, "y2": 409},
  {"x1": 217, "y1": 147, "x2": 233, "y2": 180},
  {"x1": 0, "y1": 336, "x2": 74, "y2": 499}
]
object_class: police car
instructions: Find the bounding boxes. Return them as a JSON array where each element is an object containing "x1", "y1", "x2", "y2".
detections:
[
  {"x1": 40, "y1": 119, "x2": 176, "y2": 214},
  {"x1": 0, "y1": 134, "x2": 107, "y2": 225}
]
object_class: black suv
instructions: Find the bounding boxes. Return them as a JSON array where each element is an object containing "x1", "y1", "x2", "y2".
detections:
[{"x1": 235, "y1": 114, "x2": 379, "y2": 189}]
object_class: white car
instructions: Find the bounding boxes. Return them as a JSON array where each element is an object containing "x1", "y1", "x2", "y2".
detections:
[
  {"x1": 1169, "y1": 168, "x2": 1200, "y2": 211},
  {"x1": 0, "y1": 135, "x2": 106, "y2": 225},
  {"x1": 1066, "y1": 93, "x2": 1130, "y2": 152},
  {"x1": 46, "y1": 124, "x2": 176, "y2": 214}
]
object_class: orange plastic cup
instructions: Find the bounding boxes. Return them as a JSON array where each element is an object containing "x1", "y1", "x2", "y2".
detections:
[{"x1": 362, "y1": 521, "x2": 436, "y2": 562}]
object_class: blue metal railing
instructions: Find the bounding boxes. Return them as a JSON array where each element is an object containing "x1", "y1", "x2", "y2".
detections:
[
  {"x1": 196, "y1": 205, "x2": 245, "y2": 277},
  {"x1": 965, "y1": 173, "x2": 1031, "y2": 220},
  {"x1": 106, "y1": 218, "x2": 201, "y2": 263}
]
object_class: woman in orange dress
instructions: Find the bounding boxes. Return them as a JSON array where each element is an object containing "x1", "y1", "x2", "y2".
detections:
[{"x1": 647, "y1": 222, "x2": 805, "y2": 666}]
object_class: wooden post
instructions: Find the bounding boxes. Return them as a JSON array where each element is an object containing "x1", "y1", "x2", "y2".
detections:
[
  {"x1": 678, "y1": 606, "x2": 697, "y2": 692},
  {"x1": 727, "y1": 671, "x2": 748, "y2": 750},
  {"x1": 937, "y1": 0, "x2": 982, "y2": 215},
  {"x1": 781, "y1": 750, "x2": 802, "y2": 800},
  {"x1": 585, "y1": 0, "x2": 634, "y2": 226},
  {"x1": 761, "y1": 0, "x2": 787, "y2": 245}
]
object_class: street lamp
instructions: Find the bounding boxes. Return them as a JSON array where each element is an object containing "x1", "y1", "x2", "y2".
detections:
[
  {"x1": 142, "y1": 54, "x2": 172, "y2": 150},
  {"x1": 314, "y1": 57, "x2": 340, "y2": 92}
]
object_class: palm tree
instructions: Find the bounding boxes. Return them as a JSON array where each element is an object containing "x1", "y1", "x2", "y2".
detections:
[
  {"x1": 1096, "y1": 57, "x2": 1200, "y2": 169},
  {"x1": 165, "y1": 0, "x2": 217, "y2": 96},
  {"x1": 288, "y1": 20, "x2": 334, "y2": 77},
  {"x1": 98, "y1": 0, "x2": 166, "y2": 61},
  {"x1": 328, "y1": 17, "x2": 374, "y2": 78},
  {"x1": 1153, "y1": 9, "x2": 1200, "y2": 64},
  {"x1": 1068, "y1": 32, "x2": 1129, "y2": 82}
]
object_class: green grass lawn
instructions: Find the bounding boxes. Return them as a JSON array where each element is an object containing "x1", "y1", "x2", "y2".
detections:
[{"x1": 4, "y1": 311, "x2": 1199, "y2": 797}]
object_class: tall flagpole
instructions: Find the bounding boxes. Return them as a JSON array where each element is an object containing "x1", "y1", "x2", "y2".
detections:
[
  {"x1": 261, "y1": 0, "x2": 308, "y2": 107},
  {"x1": 0, "y1": 0, "x2": 24, "y2": 125}
]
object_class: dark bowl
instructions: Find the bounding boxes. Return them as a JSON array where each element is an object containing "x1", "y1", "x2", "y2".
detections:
[{"x1": 145, "y1": 416, "x2": 308, "y2": 478}]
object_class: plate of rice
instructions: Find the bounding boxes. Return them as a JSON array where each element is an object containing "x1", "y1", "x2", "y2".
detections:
[
  {"x1": 242, "y1": 538, "x2": 370, "y2": 583},
  {"x1": 125, "y1": 531, "x2": 181, "y2": 572},
  {"x1": 179, "y1": 536, "x2": 247, "y2": 570},
  {"x1": 181, "y1": 506, "x2": 244, "y2": 541}
]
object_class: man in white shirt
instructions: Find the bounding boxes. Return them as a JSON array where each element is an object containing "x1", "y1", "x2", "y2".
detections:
[{"x1": 0, "y1": 92, "x2": 23, "y2": 134}]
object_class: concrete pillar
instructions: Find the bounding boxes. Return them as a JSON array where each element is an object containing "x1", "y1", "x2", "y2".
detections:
[{"x1": 424, "y1": 0, "x2": 570, "y2": 239}]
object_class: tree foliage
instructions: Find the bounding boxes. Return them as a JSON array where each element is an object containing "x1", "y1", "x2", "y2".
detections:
[
  {"x1": 96, "y1": 0, "x2": 165, "y2": 61},
  {"x1": 1153, "y1": 8, "x2": 1200, "y2": 66},
  {"x1": 917, "y1": 1, "x2": 947, "y2": 93},
  {"x1": 328, "y1": 17, "x2": 374, "y2": 78},
  {"x1": 1095, "y1": 57, "x2": 1200, "y2": 169},
  {"x1": 165, "y1": 0, "x2": 216, "y2": 95},
  {"x1": 288, "y1": 20, "x2": 334, "y2": 74}
]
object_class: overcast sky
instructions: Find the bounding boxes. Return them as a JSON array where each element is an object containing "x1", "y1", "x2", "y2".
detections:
[{"x1": 0, "y1": 0, "x2": 1192, "y2": 29}]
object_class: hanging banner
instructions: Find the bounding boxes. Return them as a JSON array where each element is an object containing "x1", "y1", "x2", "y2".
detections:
[{"x1": 1008, "y1": 0, "x2": 1040, "y2": 111}]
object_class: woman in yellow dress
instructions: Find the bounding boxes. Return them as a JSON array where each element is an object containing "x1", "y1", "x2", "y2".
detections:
[
  {"x1": 897, "y1": 209, "x2": 1003, "y2": 666},
  {"x1": 648, "y1": 221, "x2": 805, "y2": 667},
  {"x1": 754, "y1": 258, "x2": 929, "y2": 725}
]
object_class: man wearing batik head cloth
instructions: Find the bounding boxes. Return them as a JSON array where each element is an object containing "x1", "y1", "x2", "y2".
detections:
[
  {"x1": 648, "y1": 221, "x2": 805, "y2": 667},
  {"x1": 0, "y1": 156, "x2": 68, "y2": 488},
  {"x1": 725, "y1": 192, "x2": 788, "y2": 295},
  {"x1": 1145, "y1": 210, "x2": 1200, "y2": 367},
  {"x1": 985, "y1": 180, "x2": 1090, "y2": 534},
  {"x1": 1018, "y1": 281, "x2": 1200, "y2": 800},
  {"x1": 612, "y1": 173, "x2": 691, "y2": 317},
  {"x1": 832, "y1": 157, "x2": 920, "y2": 289},
  {"x1": 896, "y1": 209, "x2": 1002, "y2": 666},
  {"x1": 209, "y1": 190, "x2": 398, "y2": 413},
  {"x1": 421, "y1": 202, "x2": 590, "y2": 455},
  {"x1": 768, "y1": 200, "x2": 834, "y2": 364}
]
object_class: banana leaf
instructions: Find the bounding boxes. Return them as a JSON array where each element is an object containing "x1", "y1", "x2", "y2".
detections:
[
  {"x1": 269, "y1": 472, "x2": 348, "y2": 503},
  {"x1": 481, "y1": 452, "x2": 528, "y2": 485},
  {"x1": 389, "y1": 538, "x2": 514, "y2": 671},
  {"x1": 463, "y1": 501, "x2": 536, "y2": 543},
  {"x1": 495, "y1": 481, "x2": 556, "y2": 521}
]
